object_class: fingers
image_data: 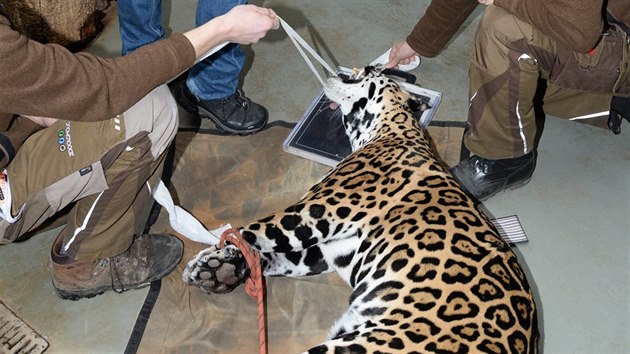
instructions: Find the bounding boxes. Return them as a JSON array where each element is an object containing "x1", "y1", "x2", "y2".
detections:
[
  {"x1": 256, "y1": 6, "x2": 280, "y2": 29},
  {"x1": 269, "y1": 10, "x2": 280, "y2": 30},
  {"x1": 223, "y1": 5, "x2": 280, "y2": 44},
  {"x1": 384, "y1": 60, "x2": 398, "y2": 69},
  {"x1": 385, "y1": 40, "x2": 417, "y2": 68},
  {"x1": 249, "y1": 6, "x2": 280, "y2": 34},
  {"x1": 385, "y1": 44, "x2": 401, "y2": 68}
]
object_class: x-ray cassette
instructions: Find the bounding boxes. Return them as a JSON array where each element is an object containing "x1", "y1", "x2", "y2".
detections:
[{"x1": 282, "y1": 67, "x2": 443, "y2": 167}]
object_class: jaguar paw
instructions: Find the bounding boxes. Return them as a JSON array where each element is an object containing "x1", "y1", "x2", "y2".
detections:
[{"x1": 182, "y1": 244, "x2": 249, "y2": 294}]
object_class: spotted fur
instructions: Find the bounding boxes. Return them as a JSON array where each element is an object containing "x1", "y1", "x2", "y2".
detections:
[{"x1": 184, "y1": 66, "x2": 539, "y2": 353}]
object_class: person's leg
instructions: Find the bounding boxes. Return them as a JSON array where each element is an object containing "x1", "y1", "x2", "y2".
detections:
[
  {"x1": 117, "y1": 0, "x2": 164, "y2": 55},
  {"x1": 542, "y1": 85, "x2": 612, "y2": 128},
  {"x1": 51, "y1": 85, "x2": 181, "y2": 299},
  {"x1": 186, "y1": 0, "x2": 246, "y2": 99},
  {"x1": 464, "y1": 5, "x2": 549, "y2": 160},
  {"x1": 0, "y1": 85, "x2": 182, "y2": 299},
  {"x1": 175, "y1": 0, "x2": 268, "y2": 134},
  {"x1": 453, "y1": 6, "x2": 617, "y2": 201},
  {"x1": 451, "y1": 5, "x2": 553, "y2": 201}
]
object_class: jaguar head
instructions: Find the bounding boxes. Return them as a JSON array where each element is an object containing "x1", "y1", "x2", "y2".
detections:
[{"x1": 324, "y1": 65, "x2": 426, "y2": 151}]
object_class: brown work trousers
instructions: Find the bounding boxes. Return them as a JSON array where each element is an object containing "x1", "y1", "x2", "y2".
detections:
[
  {"x1": 466, "y1": 5, "x2": 625, "y2": 159},
  {"x1": 0, "y1": 85, "x2": 178, "y2": 261}
]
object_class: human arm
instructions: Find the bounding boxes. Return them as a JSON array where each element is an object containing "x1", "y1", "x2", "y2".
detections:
[
  {"x1": 493, "y1": 0, "x2": 605, "y2": 53},
  {"x1": 405, "y1": 0, "x2": 479, "y2": 58},
  {"x1": 184, "y1": 5, "x2": 279, "y2": 57},
  {"x1": 386, "y1": 0, "x2": 478, "y2": 68},
  {"x1": 0, "y1": 15, "x2": 195, "y2": 122},
  {"x1": 21, "y1": 115, "x2": 57, "y2": 127},
  {"x1": 0, "y1": 5, "x2": 279, "y2": 122}
]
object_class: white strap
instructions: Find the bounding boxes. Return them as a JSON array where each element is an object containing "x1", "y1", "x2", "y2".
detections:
[
  {"x1": 195, "y1": 41, "x2": 229, "y2": 65},
  {"x1": 279, "y1": 17, "x2": 337, "y2": 86},
  {"x1": 0, "y1": 170, "x2": 23, "y2": 224},
  {"x1": 170, "y1": 18, "x2": 337, "y2": 86},
  {"x1": 166, "y1": 41, "x2": 229, "y2": 84},
  {"x1": 370, "y1": 48, "x2": 420, "y2": 72},
  {"x1": 151, "y1": 180, "x2": 230, "y2": 245}
]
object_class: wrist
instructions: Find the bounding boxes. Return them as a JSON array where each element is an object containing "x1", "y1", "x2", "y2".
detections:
[{"x1": 184, "y1": 18, "x2": 229, "y2": 58}]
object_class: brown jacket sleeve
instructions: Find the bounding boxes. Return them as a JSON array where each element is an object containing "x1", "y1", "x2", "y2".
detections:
[
  {"x1": 406, "y1": 0, "x2": 479, "y2": 58},
  {"x1": 494, "y1": 0, "x2": 606, "y2": 53},
  {"x1": 0, "y1": 15, "x2": 196, "y2": 121}
]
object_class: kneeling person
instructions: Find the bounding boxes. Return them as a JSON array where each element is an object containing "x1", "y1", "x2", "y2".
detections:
[{"x1": 0, "y1": 3, "x2": 280, "y2": 299}]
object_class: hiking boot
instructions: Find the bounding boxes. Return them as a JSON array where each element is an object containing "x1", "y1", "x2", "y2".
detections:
[
  {"x1": 175, "y1": 83, "x2": 268, "y2": 135},
  {"x1": 451, "y1": 151, "x2": 537, "y2": 201},
  {"x1": 50, "y1": 233, "x2": 183, "y2": 301}
]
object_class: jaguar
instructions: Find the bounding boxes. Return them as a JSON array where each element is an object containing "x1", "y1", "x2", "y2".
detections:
[{"x1": 183, "y1": 65, "x2": 539, "y2": 353}]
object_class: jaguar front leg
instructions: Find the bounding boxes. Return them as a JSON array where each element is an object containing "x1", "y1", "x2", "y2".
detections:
[
  {"x1": 240, "y1": 201, "x2": 360, "y2": 254},
  {"x1": 183, "y1": 240, "x2": 343, "y2": 294},
  {"x1": 184, "y1": 239, "x2": 361, "y2": 296},
  {"x1": 184, "y1": 200, "x2": 361, "y2": 294}
]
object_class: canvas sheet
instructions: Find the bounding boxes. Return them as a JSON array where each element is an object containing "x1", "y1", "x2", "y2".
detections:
[{"x1": 129, "y1": 122, "x2": 465, "y2": 354}]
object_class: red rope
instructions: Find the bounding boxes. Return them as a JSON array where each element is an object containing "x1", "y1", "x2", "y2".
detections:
[{"x1": 219, "y1": 228, "x2": 266, "y2": 354}]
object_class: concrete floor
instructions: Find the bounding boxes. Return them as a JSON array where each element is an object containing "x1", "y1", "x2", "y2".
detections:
[{"x1": 0, "y1": 1, "x2": 628, "y2": 353}]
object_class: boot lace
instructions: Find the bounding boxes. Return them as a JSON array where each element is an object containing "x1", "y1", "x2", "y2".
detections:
[{"x1": 230, "y1": 90, "x2": 251, "y2": 110}]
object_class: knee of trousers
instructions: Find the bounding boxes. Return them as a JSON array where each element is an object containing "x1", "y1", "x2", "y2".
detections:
[
  {"x1": 472, "y1": 6, "x2": 533, "y2": 73},
  {"x1": 124, "y1": 84, "x2": 178, "y2": 160}
]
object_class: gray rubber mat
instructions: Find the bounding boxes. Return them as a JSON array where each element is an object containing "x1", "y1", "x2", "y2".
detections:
[{"x1": 0, "y1": 301, "x2": 48, "y2": 354}]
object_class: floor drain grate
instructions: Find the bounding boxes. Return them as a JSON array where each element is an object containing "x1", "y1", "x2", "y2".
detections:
[{"x1": 0, "y1": 301, "x2": 48, "y2": 354}]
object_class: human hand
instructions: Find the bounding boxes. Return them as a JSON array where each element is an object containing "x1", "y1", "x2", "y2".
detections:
[
  {"x1": 478, "y1": 0, "x2": 494, "y2": 5},
  {"x1": 21, "y1": 115, "x2": 58, "y2": 127},
  {"x1": 385, "y1": 40, "x2": 419, "y2": 69},
  {"x1": 221, "y1": 5, "x2": 280, "y2": 44}
]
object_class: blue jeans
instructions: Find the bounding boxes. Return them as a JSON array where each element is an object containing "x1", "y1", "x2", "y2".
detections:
[{"x1": 118, "y1": 0, "x2": 247, "y2": 100}]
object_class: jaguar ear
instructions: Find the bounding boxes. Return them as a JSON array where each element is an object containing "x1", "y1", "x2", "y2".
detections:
[
  {"x1": 407, "y1": 95, "x2": 430, "y2": 115},
  {"x1": 364, "y1": 65, "x2": 385, "y2": 76}
]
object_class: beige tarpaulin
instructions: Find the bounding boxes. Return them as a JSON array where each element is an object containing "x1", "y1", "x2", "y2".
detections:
[{"x1": 133, "y1": 123, "x2": 464, "y2": 354}]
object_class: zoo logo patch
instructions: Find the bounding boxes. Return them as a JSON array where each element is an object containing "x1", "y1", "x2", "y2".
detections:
[{"x1": 57, "y1": 122, "x2": 75, "y2": 157}]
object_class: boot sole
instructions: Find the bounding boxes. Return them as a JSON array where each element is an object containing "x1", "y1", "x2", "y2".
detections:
[
  {"x1": 53, "y1": 281, "x2": 152, "y2": 301},
  {"x1": 197, "y1": 105, "x2": 268, "y2": 136},
  {"x1": 51, "y1": 234, "x2": 183, "y2": 301},
  {"x1": 479, "y1": 174, "x2": 533, "y2": 201}
]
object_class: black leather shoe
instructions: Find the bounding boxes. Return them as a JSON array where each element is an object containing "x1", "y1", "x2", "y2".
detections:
[
  {"x1": 451, "y1": 151, "x2": 537, "y2": 201},
  {"x1": 175, "y1": 83, "x2": 268, "y2": 135}
]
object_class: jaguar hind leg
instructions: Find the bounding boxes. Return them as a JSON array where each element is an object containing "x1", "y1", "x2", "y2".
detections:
[{"x1": 182, "y1": 244, "x2": 249, "y2": 294}]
